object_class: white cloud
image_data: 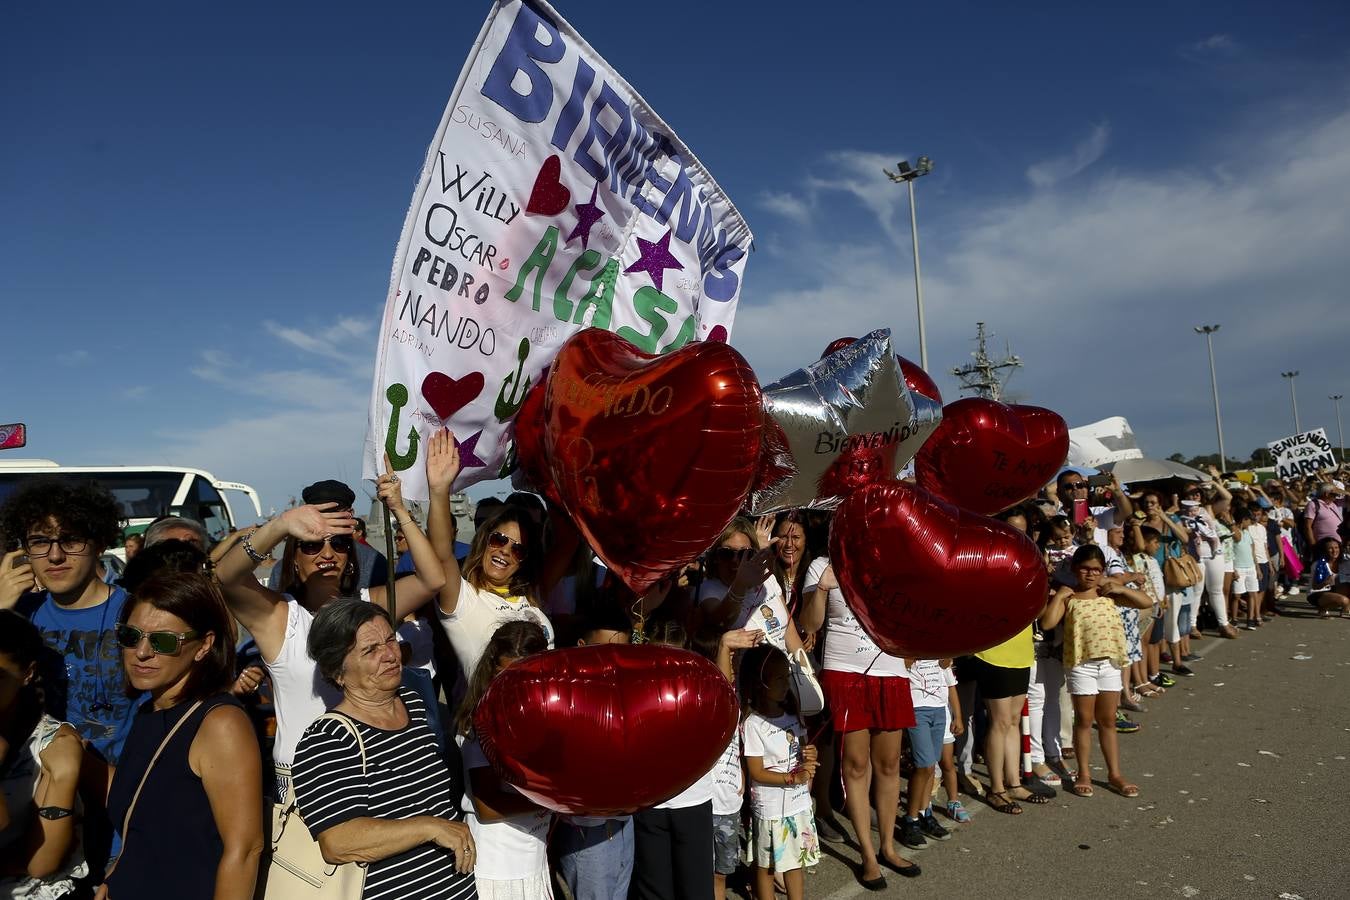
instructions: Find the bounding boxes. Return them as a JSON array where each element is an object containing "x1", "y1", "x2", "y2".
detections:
[
  {"x1": 1188, "y1": 34, "x2": 1238, "y2": 55},
  {"x1": 263, "y1": 316, "x2": 375, "y2": 361},
  {"x1": 57, "y1": 349, "x2": 90, "y2": 365},
  {"x1": 733, "y1": 99, "x2": 1350, "y2": 463},
  {"x1": 1025, "y1": 123, "x2": 1111, "y2": 188},
  {"x1": 759, "y1": 190, "x2": 811, "y2": 225},
  {"x1": 806, "y1": 150, "x2": 913, "y2": 247}
]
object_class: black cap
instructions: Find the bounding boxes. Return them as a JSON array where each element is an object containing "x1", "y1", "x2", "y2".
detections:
[{"x1": 301, "y1": 480, "x2": 356, "y2": 509}]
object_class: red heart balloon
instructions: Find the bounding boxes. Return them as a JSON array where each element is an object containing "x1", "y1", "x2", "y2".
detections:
[
  {"x1": 510, "y1": 377, "x2": 564, "y2": 507},
  {"x1": 526, "y1": 154, "x2": 571, "y2": 217},
  {"x1": 544, "y1": 328, "x2": 763, "y2": 594},
  {"x1": 914, "y1": 398, "x2": 1068, "y2": 516},
  {"x1": 898, "y1": 355, "x2": 942, "y2": 405},
  {"x1": 830, "y1": 480, "x2": 1047, "y2": 659},
  {"x1": 474, "y1": 644, "x2": 738, "y2": 816},
  {"x1": 421, "y1": 371, "x2": 485, "y2": 421}
]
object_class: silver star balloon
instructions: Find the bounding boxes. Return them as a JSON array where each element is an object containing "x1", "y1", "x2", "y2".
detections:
[{"x1": 747, "y1": 329, "x2": 942, "y2": 514}]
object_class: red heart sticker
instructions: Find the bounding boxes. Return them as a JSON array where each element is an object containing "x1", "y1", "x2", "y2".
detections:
[
  {"x1": 543, "y1": 328, "x2": 763, "y2": 594},
  {"x1": 475, "y1": 644, "x2": 738, "y2": 816},
  {"x1": 915, "y1": 398, "x2": 1068, "y2": 516},
  {"x1": 526, "y1": 155, "x2": 571, "y2": 217},
  {"x1": 830, "y1": 480, "x2": 1047, "y2": 659},
  {"x1": 421, "y1": 371, "x2": 485, "y2": 421}
]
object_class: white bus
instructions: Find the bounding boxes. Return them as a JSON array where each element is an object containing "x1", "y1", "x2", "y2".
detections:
[{"x1": 0, "y1": 460, "x2": 264, "y2": 556}]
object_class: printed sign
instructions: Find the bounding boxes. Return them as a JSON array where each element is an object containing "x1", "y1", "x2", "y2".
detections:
[
  {"x1": 363, "y1": 0, "x2": 753, "y2": 498},
  {"x1": 1268, "y1": 428, "x2": 1337, "y2": 479},
  {"x1": 0, "y1": 423, "x2": 26, "y2": 451}
]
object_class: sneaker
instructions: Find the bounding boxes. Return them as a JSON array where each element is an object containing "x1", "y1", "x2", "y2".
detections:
[
  {"x1": 1182, "y1": 653, "x2": 1204, "y2": 662},
  {"x1": 898, "y1": 817, "x2": 927, "y2": 849},
  {"x1": 946, "y1": 800, "x2": 972, "y2": 823},
  {"x1": 1171, "y1": 665, "x2": 1196, "y2": 677},
  {"x1": 1160, "y1": 651, "x2": 1174, "y2": 664},
  {"x1": 815, "y1": 813, "x2": 847, "y2": 845},
  {"x1": 1289, "y1": 586, "x2": 1301, "y2": 595},
  {"x1": 1115, "y1": 711, "x2": 1140, "y2": 733},
  {"x1": 1151, "y1": 673, "x2": 1178, "y2": 688},
  {"x1": 919, "y1": 812, "x2": 952, "y2": 841}
]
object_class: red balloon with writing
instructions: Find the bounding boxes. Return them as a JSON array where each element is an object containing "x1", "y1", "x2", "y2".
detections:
[
  {"x1": 914, "y1": 398, "x2": 1068, "y2": 516},
  {"x1": 474, "y1": 644, "x2": 739, "y2": 816},
  {"x1": 829, "y1": 480, "x2": 1048, "y2": 659},
  {"x1": 544, "y1": 328, "x2": 763, "y2": 594}
]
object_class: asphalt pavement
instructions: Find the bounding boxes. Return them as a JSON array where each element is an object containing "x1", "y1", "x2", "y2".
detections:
[{"x1": 794, "y1": 600, "x2": 1349, "y2": 900}]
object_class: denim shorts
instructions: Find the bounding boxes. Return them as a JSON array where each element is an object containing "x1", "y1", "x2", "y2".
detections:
[
  {"x1": 907, "y1": 706, "x2": 946, "y2": 768},
  {"x1": 712, "y1": 812, "x2": 742, "y2": 875}
]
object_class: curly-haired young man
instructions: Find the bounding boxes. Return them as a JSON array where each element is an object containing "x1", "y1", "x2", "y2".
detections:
[{"x1": 1, "y1": 477, "x2": 139, "y2": 764}]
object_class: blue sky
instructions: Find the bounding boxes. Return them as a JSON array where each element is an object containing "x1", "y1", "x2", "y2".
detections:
[{"x1": 4, "y1": 0, "x2": 1348, "y2": 518}]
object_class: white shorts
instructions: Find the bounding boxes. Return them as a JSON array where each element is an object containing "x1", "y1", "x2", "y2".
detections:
[
  {"x1": 1066, "y1": 658, "x2": 1123, "y2": 696},
  {"x1": 941, "y1": 706, "x2": 954, "y2": 746},
  {"x1": 1234, "y1": 566, "x2": 1260, "y2": 594}
]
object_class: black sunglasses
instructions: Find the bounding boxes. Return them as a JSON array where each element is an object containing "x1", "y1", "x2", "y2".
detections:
[
  {"x1": 297, "y1": 535, "x2": 355, "y2": 556},
  {"x1": 487, "y1": 530, "x2": 527, "y2": 561},
  {"x1": 1063, "y1": 481, "x2": 1088, "y2": 490},
  {"x1": 115, "y1": 623, "x2": 200, "y2": 655},
  {"x1": 711, "y1": 547, "x2": 750, "y2": 563}
]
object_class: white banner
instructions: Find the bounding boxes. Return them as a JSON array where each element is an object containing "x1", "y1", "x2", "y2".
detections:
[
  {"x1": 363, "y1": 0, "x2": 753, "y2": 498},
  {"x1": 1268, "y1": 428, "x2": 1337, "y2": 480}
]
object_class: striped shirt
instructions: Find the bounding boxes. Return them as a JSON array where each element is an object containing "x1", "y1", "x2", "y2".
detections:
[{"x1": 292, "y1": 688, "x2": 476, "y2": 900}]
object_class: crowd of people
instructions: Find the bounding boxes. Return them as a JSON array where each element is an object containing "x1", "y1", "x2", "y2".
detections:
[{"x1": 2, "y1": 432, "x2": 1348, "y2": 900}]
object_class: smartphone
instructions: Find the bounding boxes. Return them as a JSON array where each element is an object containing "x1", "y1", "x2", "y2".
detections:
[
  {"x1": 1087, "y1": 474, "x2": 1113, "y2": 489},
  {"x1": 1072, "y1": 499, "x2": 1091, "y2": 525}
]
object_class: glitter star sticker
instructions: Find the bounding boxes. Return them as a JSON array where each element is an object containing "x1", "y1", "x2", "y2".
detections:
[
  {"x1": 623, "y1": 229, "x2": 683, "y2": 292},
  {"x1": 566, "y1": 184, "x2": 606, "y2": 250},
  {"x1": 457, "y1": 430, "x2": 487, "y2": 469}
]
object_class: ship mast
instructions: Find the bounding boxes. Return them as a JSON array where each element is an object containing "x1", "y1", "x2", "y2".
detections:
[{"x1": 951, "y1": 322, "x2": 1022, "y2": 401}]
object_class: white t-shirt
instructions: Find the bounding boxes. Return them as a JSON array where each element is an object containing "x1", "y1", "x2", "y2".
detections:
[
  {"x1": 266, "y1": 598, "x2": 343, "y2": 771},
  {"x1": 460, "y1": 735, "x2": 552, "y2": 881},
  {"x1": 1247, "y1": 524, "x2": 1271, "y2": 564},
  {"x1": 907, "y1": 659, "x2": 956, "y2": 709},
  {"x1": 438, "y1": 578, "x2": 555, "y2": 676},
  {"x1": 741, "y1": 712, "x2": 811, "y2": 821},
  {"x1": 710, "y1": 728, "x2": 744, "y2": 817},
  {"x1": 808, "y1": 557, "x2": 906, "y2": 677},
  {"x1": 697, "y1": 575, "x2": 791, "y2": 651},
  {"x1": 654, "y1": 768, "x2": 714, "y2": 810}
]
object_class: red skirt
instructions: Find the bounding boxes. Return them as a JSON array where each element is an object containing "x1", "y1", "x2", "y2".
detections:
[{"x1": 821, "y1": 670, "x2": 916, "y2": 733}]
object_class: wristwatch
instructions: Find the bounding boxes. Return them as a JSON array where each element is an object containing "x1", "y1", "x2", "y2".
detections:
[{"x1": 37, "y1": 806, "x2": 74, "y2": 820}]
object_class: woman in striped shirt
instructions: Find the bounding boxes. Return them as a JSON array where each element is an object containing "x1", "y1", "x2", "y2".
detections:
[{"x1": 292, "y1": 598, "x2": 477, "y2": 900}]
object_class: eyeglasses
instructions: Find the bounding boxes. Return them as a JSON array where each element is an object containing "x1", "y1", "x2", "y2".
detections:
[
  {"x1": 487, "y1": 531, "x2": 527, "y2": 561},
  {"x1": 115, "y1": 623, "x2": 200, "y2": 655},
  {"x1": 297, "y1": 535, "x2": 354, "y2": 555},
  {"x1": 23, "y1": 535, "x2": 90, "y2": 558}
]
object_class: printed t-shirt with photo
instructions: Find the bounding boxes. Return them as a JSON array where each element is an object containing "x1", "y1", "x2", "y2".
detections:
[
  {"x1": 742, "y1": 712, "x2": 811, "y2": 821},
  {"x1": 697, "y1": 575, "x2": 790, "y2": 650}
]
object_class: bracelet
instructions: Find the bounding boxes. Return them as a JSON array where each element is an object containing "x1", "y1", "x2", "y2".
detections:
[{"x1": 240, "y1": 532, "x2": 268, "y2": 564}]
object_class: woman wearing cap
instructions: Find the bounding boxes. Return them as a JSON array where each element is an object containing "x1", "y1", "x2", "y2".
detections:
[{"x1": 213, "y1": 433, "x2": 457, "y2": 798}]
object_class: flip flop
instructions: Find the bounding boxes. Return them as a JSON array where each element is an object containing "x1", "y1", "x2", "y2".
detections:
[
  {"x1": 1070, "y1": 782, "x2": 1094, "y2": 798},
  {"x1": 1108, "y1": 780, "x2": 1140, "y2": 798}
]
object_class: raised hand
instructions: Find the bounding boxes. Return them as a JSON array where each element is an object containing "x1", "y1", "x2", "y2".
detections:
[
  {"x1": 754, "y1": 515, "x2": 775, "y2": 550},
  {"x1": 731, "y1": 544, "x2": 777, "y2": 595},
  {"x1": 425, "y1": 428, "x2": 461, "y2": 494},
  {"x1": 0, "y1": 549, "x2": 36, "y2": 610},
  {"x1": 377, "y1": 453, "x2": 408, "y2": 514},
  {"x1": 279, "y1": 503, "x2": 356, "y2": 541}
]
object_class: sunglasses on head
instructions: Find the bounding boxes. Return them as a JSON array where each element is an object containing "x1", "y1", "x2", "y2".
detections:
[
  {"x1": 115, "y1": 623, "x2": 200, "y2": 655},
  {"x1": 487, "y1": 530, "x2": 527, "y2": 561},
  {"x1": 297, "y1": 535, "x2": 354, "y2": 555}
]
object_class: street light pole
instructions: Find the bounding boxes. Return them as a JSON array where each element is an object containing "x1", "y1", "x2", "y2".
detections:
[
  {"x1": 1194, "y1": 325, "x2": 1226, "y2": 470},
  {"x1": 1331, "y1": 394, "x2": 1345, "y2": 463},
  {"x1": 885, "y1": 156, "x2": 934, "y2": 370},
  {"x1": 1281, "y1": 371, "x2": 1301, "y2": 433}
]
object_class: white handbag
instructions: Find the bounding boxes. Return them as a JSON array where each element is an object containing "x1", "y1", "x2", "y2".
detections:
[
  {"x1": 258, "y1": 713, "x2": 367, "y2": 900},
  {"x1": 789, "y1": 647, "x2": 825, "y2": 716}
]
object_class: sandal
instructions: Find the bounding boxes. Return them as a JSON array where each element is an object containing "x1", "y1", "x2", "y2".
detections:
[
  {"x1": 986, "y1": 791, "x2": 1023, "y2": 814},
  {"x1": 1108, "y1": 779, "x2": 1140, "y2": 798},
  {"x1": 1070, "y1": 782, "x2": 1094, "y2": 798},
  {"x1": 1008, "y1": 786, "x2": 1052, "y2": 805},
  {"x1": 1137, "y1": 684, "x2": 1163, "y2": 698}
]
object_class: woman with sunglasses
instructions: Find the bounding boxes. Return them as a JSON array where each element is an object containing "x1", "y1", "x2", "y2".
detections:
[
  {"x1": 96, "y1": 572, "x2": 262, "y2": 900},
  {"x1": 214, "y1": 436, "x2": 455, "y2": 798},
  {"x1": 1039, "y1": 546, "x2": 1151, "y2": 800},
  {"x1": 698, "y1": 518, "x2": 804, "y2": 657},
  {"x1": 435, "y1": 451, "x2": 554, "y2": 676}
]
